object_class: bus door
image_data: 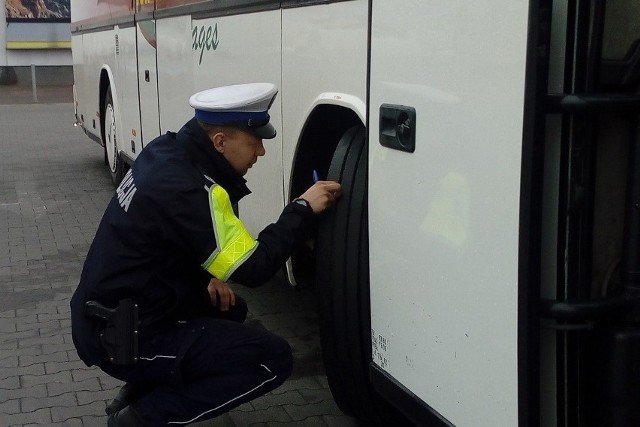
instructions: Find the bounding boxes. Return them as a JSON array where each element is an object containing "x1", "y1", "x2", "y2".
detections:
[
  {"x1": 136, "y1": 2, "x2": 161, "y2": 145},
  {"x1": 367, "y1": 1, "x2": 533, "y2": 426}
]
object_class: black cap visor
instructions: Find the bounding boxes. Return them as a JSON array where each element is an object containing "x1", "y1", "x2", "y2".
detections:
[
  {"x1": 232, "y1": 119, "x2": 276, "y2": 139},
  {"x1": 247, "y1": 122, "x2": 276, "y2": 139}
]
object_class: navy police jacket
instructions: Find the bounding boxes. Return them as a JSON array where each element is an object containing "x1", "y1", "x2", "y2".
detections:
[{"x1": 70, "y1": 118, "x2": 312, "y2": 366}]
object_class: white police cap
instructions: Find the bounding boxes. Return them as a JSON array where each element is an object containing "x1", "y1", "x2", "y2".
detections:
[{"x1": 189, "y1": 83, "x2": 278, "y2": 139}]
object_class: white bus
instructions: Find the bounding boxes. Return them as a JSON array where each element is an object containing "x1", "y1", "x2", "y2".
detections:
[{"x1": 71, "y1": 1, "x2": 640, "y2": 426}]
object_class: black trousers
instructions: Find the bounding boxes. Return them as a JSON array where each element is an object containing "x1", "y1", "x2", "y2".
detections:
[{"x1": 99, "y1": 296, "x2": 293, "y2": 425}]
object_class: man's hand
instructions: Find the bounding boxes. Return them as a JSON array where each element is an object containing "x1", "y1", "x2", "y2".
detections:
[
  {"x1": 298, "y1": 181, "x2": 342, "y2": 214},
  {"x1": 207, "y1": 278, "x2": 236, "y2": 311}
]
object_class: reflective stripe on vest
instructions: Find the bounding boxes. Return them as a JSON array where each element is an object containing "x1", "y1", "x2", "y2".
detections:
[{"x1": 201, "y1": 184, "x2": 258, "y2": 280}]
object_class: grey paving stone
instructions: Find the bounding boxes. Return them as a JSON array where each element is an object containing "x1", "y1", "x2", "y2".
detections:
[
  {"x1": 0, "y1": 398, "x2": 20, "y2": 414},
  {"x1": 0, "y1": 309, "x2": 17, "y2": 318},
  {"x1": 45, "y1": 360, "x2": 87, "y2": 374},
  {"x1": 16, "y1": 305, "x2": 58, "y2": 317},
  {"x1": 17, "y1": 319, "x2": 60, "y2": 332},
  {"x1": 97, "y1": 374, "x2": 124, "y2": 391},
  {"x1": 42, "y1": 342, "x2": 76, "y2": 355},
  {"x1": 70, "y1": 367, "x2": 105, "y2": 383},
  {"x1": 18, "y1": 333, "x2": 64, "y2": 348},
  {"x1": 0, "y1": 384, "x2": 47, "y2": 402},
  {"x1": 0, "y1": 363, "x2": 45, "y2": 378},
  {"x1": 76, "y1": 387, "x2": 118, "y2": 405},
  {"x1": 80, "y1": 415, "x2": 106, "y2": 426},
  {"x1": 66, "y1": 350, "x2": 81, "y2": 362},
  {"x1": 21, "y1": 371, "x2": 72, "y2": 388},
  {"x1": 21, "y1": 392, "x2": 77, "y2": 412},
  {"x1": 13, "y1": 314, "x2": 39, "y2": 325},
  {"x1": 0, "y1": 329, "x2": 39, "y2": 345},
  {"x1": 0, "y1": 355, "x2": 19, "y2": 368},
  {"x1": 251, "y1": 390, "x2": 307, "y2": 410},
  {"x1": 273, "y1": 376, "x2": 324, "y2": 393},
  {"x1": 0, "y1": 318, "x2": 18, "y2": 333},
  {"x1": 47, "y1": 377, "x2": 101, "y2": 397},
  {"x1": 2, "y1": 408, "x2": 52, "y2": 426},
  {"x1": 283, "y1": 399, "x2": 345, "y2": 421},
  {"x1": 0, "y1": 375, "x2": 21, "y2": 389},
  {"x1": 38, "y1": 419, "x2": 84, "y2": 427},
  {"x1": 38, "y1": 312, "x2": 70, "y2": 322},
  {"x1": 228, "y1": 406, "x2": 293, "y2": 425},
  {"x1": 298, "y1": 387, "x2": 336, "y2": 405},
  {"x1": 2, "y1": 346, "x2": 42, "y2": 358},
  {"x1": 20, "y1": 351, "x2": 68, "y2": 367},
  {"x1": 50, "y1": 401, "x2": 106, "y2": 422}
]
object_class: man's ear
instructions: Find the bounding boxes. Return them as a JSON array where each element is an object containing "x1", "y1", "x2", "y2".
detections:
[{"x1": 211, "y1": 132, "x2": 226, "y2": 153}]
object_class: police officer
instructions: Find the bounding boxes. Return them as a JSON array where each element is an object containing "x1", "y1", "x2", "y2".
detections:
[{"x1": 70, "y1": 83, "x2": 341, "y2": 426}]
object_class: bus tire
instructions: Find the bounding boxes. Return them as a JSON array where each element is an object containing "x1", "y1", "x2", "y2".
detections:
[
  {"x1": 316, "y1": 125, "x2": 406, "y2": 425},
  {"x1": 104, "y1": 86, "x2": 125, "y2": 186}
]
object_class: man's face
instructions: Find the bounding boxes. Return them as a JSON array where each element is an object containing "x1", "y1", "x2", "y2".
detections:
[{"x1": 214, "y1": 128, "x2": 266, "y2": 176}]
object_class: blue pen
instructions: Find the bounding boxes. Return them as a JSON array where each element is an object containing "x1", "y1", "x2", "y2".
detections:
[{"x1": 312, "y1": 169, "x2": 319, "y2": 183}]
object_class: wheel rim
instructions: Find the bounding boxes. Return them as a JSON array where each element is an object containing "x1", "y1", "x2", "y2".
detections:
[{"x1": 105, "y1": 103, "x2": 117, "y2": 174}]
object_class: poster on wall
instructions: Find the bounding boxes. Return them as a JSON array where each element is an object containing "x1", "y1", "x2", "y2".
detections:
[{"x1": 5, "y1": 0, "x2": 70, "y2": 22}]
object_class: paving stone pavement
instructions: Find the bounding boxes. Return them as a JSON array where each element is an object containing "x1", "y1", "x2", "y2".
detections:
[{"x1": 0, "y1": 87, "x2": 369, "y2": 426}]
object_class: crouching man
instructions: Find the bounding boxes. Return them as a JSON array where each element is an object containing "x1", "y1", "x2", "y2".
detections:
[{"x1": 70, "y1": 83, "x2": 341, "y2": 426}]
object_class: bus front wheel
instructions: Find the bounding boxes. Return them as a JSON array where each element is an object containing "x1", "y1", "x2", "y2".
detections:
[
  {"x1": 316, "y1": 125, "x2": 407, "y2": 425},
  {"x1": 103, "y1": 86, "x2": 125, "y2": 186}
]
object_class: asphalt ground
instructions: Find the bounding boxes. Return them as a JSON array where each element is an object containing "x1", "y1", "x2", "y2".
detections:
[{"x1": 0, "y1": 85, "x2": 366, "y2": 426}]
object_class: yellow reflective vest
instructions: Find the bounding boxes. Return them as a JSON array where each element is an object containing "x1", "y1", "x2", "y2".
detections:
[{"x1": 201, "y1": 183, "x2": 258, "y2": 280}]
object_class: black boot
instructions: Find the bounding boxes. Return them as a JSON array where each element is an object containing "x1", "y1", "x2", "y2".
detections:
[
  {"x1": 106, "y1": 383, "x2": 152, "y2": 415},
  {"x1": 107, "y1": 405, "x2": 144, "y2": 427},
  {"x1": 107, "y1": 383, "x2": 143, "y2": 415}
]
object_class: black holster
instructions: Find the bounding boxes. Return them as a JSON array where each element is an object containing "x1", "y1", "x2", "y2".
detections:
[{"x1": 85, "y1": 298, "x2": 139, "y2": 365}]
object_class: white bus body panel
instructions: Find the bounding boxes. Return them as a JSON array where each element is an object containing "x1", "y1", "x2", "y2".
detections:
[
  {"x1": 190, "y1": 11, "x2": 282, "y2": 236},
  {"x1": 368, "y1": 1, "x2": 530, "y2": 426},
  {"x1": 156, "y1": 15, "x2": 194, "y2": 136},
  {"x1": 281, "y1": 0, "x2": 368, "y2": 196},
  {"x1": 137, "y1": 20, "x2": 161, "y2": 145},
  {"x1": 117, "y1": 26, "x2": 142, "y2": 160},
  {"x1": 76, "y1": 29, "x2": 115, "y2": 142},
  {"x1": 71, "y1": 33, "x2": 86, "y2": 120},
  {"x1": 71, "y1": 0, "x2": 132, "y2": 143}
]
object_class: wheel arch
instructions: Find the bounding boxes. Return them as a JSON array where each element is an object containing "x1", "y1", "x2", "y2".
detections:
[
  {"x1": 98, "y1": 66, "x2": 116, "y2": 147},
  {"x1": 286, "y1": 97, "x2": 365, "y2": 286},
  {"x1": 288, "y1": 94, "x2": 365, "y2": 205},
  {"x1": 99, "y1": 65, "x2": 129, "y2": 185}
]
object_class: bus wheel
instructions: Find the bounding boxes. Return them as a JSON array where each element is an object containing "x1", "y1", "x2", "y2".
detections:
[
  {"x1": 316, "y1": 125, "x2": 406, "y2": 425},
  {"x1": 104, "y1": 86, "x2": 125, "y2": 186}
]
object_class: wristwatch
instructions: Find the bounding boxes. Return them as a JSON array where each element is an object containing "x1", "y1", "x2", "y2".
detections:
[{"x1": 293, "y1": 198, "x2": 311, "y2": 209}]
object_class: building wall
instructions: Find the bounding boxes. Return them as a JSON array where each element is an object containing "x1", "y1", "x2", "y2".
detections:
[{"x1": 1, "y1": 0, "x2": 73, "y2": 84}]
